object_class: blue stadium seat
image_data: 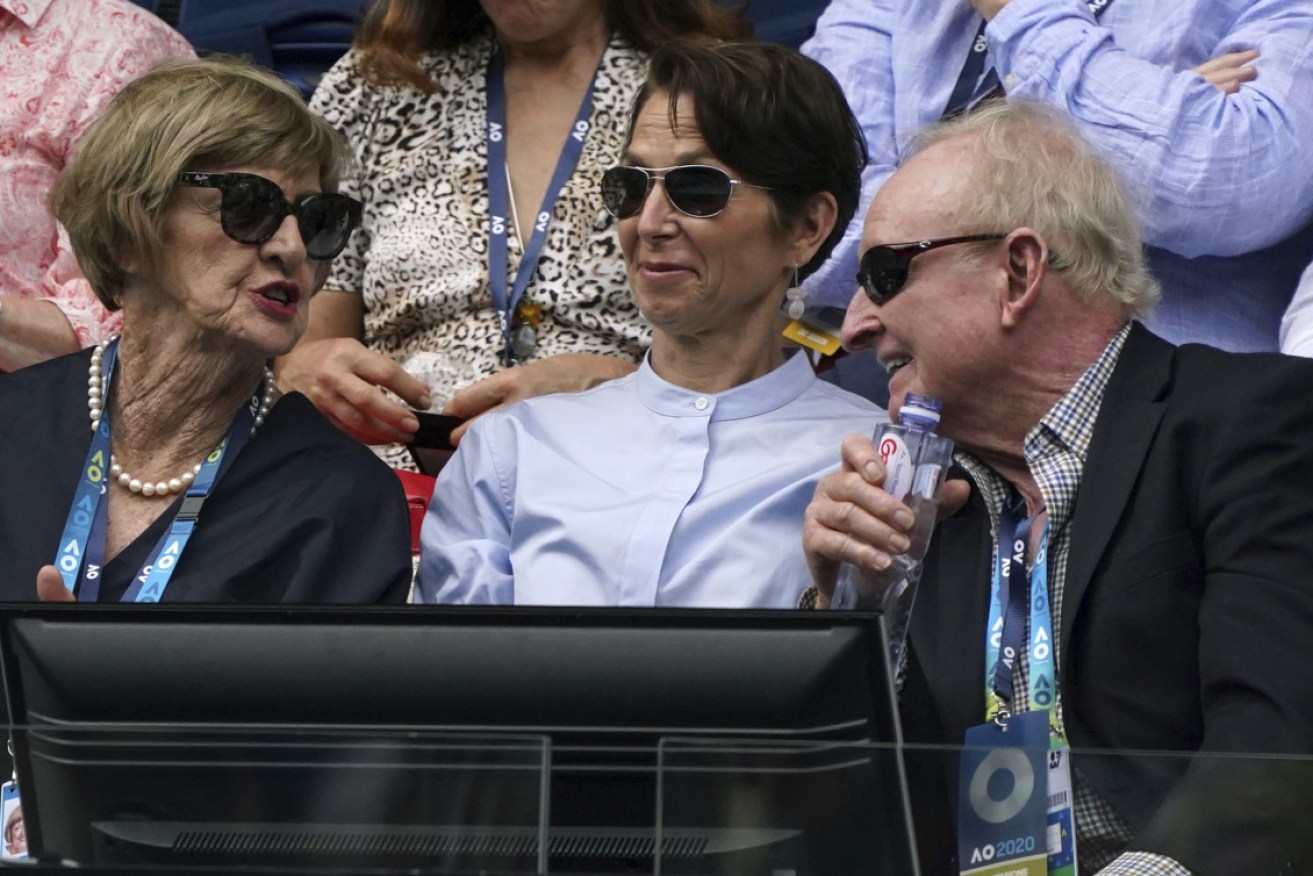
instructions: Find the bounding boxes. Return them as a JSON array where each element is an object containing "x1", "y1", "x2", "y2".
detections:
[
  {"x1": 126, "y1": 0, "x2": 181, "y2": 25},
  {"x1": 176, "y1": 0, "x2": 365, "y2": 100},
  {"x1": 167, "y1": 0, "x2": 827, "y2": 101},
  {"x1": 737, "y1": 0, "x2": 831, "y2": 49}
]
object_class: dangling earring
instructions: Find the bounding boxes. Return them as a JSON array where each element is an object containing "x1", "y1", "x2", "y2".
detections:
[{"x1": 785, "y1": 263, "x2": 806, "y2": 320}]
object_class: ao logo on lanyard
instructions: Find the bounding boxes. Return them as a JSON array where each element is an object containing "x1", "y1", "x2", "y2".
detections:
[
  {"x1": 957, "y1": 492, "x2": 1075, "y2": 876},
  {"x1": 485, "y1": 47, "x2": 602, "y2": 365},
  {"x1": 52, "y1": 339, "x2": 255, "y2": 602}
]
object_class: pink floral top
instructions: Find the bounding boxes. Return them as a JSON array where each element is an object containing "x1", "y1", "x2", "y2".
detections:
[{"x1": 0, "y1": 0, "x2": 193, "y2": 345}]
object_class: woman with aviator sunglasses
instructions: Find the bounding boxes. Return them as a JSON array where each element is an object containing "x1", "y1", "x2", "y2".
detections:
[
  {"x1": 416, "y1": 40, "x2": 886, "y2": 608},
  {"x1": 0, "y1": 57, "x2": 412, "y2": 604}
]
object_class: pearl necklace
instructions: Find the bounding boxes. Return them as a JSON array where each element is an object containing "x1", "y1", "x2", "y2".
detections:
[{"x1": 88, "y1": 340, "x2": 276, "y2": 498}]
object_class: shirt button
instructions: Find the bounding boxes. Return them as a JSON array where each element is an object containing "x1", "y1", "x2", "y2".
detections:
[
  {"x1": 694, "y1": 397, "x2": 709, "y2": 411},
  {"x1": 1004, "y1": 73, "x2": 1017, "y2": 89}
]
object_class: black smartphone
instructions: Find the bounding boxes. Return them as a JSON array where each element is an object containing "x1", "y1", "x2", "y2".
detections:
[{"x1": 406, "y1": 411, "x2": 465, "y2": 475}]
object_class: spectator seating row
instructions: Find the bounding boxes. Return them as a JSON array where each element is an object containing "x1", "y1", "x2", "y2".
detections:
[
  {"x1": 128, "y1": 0, "x2": 831, "y2": 100},
  {"x1": 129, "y1": 0, "x2": 363, "y2": 99},
  {"x1": 740, "y1": 0, "x2": 830, "y2": 49}
]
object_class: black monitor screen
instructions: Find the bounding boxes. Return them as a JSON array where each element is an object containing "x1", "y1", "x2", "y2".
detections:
[{"x1": 0, "y1": 605, "x2": 917, "y2": 874}]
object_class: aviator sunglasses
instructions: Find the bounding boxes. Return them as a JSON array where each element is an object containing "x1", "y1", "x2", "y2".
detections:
[
  {"x1": 176, "y1": 171, "x2": 363, "y2": 260},
  {"x1": 600, "y1": 164, "x2": 770, "y2": 219},
  {"x1": 857, "y1": 234, "x2": 1006, "y2": 304}
]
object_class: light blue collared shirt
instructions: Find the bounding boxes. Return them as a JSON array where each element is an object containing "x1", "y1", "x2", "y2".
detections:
[
  {"x1": 416, "y1": 352, "x2": 887, "y2": 607},
  {"x1": 803, "y1": 0, "x2": 1313, "y2": 352}
]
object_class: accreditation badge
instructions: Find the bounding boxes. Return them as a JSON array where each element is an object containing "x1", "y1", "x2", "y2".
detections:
[
  {"x1": 1, "y1": 780, "x2": 27, "y2": 860},
  {"x1": 1046, "y1": 743, "x2": 1078, "y2": 876},
  {"x1": 781, "y1": 303, "x2": 843, "y2": 356},
  {"x1": 782, "y1": 318, "x2": 842, "y2": 356},
  {"x1": 958, "y1": 710, "x2": 1049, "y2": 875}
]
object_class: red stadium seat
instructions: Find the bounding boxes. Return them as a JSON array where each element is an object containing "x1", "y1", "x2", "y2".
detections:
[{"x1": 394, "y1": 468, "x2": 436, "y2": 557}]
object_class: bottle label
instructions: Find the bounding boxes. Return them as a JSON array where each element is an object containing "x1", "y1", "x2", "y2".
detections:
[
  {"x1": 878, "y1": 431, "x2": 915, "y2": 500},
  {"x1": 912, "y1": 463, "x2": 944, "y2": 500}
]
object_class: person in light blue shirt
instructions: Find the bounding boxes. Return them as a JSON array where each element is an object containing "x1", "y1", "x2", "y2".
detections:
[
  {"x1": 1279, "y1": 258, "x2": 1313, "y2": 357},
  {"x1": 801, "y1": 0, "x2": 1313, "y2": 353},
  {"x1": 417, "y1": 39, "x2": 885, "y2": 608}
]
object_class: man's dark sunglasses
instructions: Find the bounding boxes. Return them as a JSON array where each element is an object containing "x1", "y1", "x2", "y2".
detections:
[
  {"x1": 856, "y1": 234, "x2": 1006, "y2": 304},
  {"x1": 600, "y1": 164, "x2": 770, "y2": 219},
  {"x1": 176, "y1": 171, "x2": 363, "y2": 260}
]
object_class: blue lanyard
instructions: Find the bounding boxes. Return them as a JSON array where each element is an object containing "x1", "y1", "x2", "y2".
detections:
[
  {"x1": 54, "y1": 339, "x2": 256, "y2": 602},
  {"x1": 485, "y1": 45, "x2": 601, "y2": 365},
  {"x1": 943, "y1": 0, "x2": 1117, "y2": 119},
  {"x1": 984, "y1": 491, "x2": 1056, "y2": 720}
]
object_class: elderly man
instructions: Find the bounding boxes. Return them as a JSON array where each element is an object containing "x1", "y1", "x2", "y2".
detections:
[{"x1": 804, "y1": 100, "x2": 1313, "y2": 875}]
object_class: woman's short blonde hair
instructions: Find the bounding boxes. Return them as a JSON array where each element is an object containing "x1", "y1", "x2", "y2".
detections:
[{"x1": 51, "y1": 56, "x2": 352, "y2": 310}]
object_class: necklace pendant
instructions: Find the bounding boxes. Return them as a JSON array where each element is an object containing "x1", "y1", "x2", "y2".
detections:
[
  {"x1": 513, "y1": 299, "x2": 544, "y2": 328},
  {"x1": 509, "y1": 323, "x2": 538, "y2": 362}
]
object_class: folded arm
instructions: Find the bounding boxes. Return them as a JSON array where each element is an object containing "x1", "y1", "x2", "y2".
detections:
[
  {"x1": 989, "y1": 0, "x2": 1313, "y2": 256},
  {"x1": 0, "y1": 296, "x2": 81, "y2": 373}
]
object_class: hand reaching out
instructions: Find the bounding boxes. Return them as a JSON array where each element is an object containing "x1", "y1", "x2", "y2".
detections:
[
  {"x1": 276, "y1": 337, "x2": 430, "y2": 445},
  {"x1": 444, "y1": 352, "x2": 637, "y2": 444},
  {"x1": 966, "y1": 3, "x2": 1258, "y2": 98}
]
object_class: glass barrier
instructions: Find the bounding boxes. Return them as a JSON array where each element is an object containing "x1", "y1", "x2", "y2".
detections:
[
  {"x1": 7, "y1": 725, "x2": 551, "y2": 873},
  {"x1": 657, "y1": 738, "x2": 1313, "y2": 876},
  {"x1": 3, "y1": 727, "x2": 1312, "y2": 875},
  {"x1": 656, "y1": 737, "x2": 917, "y2": 875}
]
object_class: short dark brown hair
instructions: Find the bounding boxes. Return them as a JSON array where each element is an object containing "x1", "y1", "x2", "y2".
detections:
[
  {"x1": 630, "y1": 39, "x2": 868, "y2": 280},
  {"x1": 352, "y1": 0, "x2": 751, "y2": 92}
]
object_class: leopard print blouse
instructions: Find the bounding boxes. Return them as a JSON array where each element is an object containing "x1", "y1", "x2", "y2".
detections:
[{"x1": 310, "y1": 32, "x2": 653, "y2": 465}]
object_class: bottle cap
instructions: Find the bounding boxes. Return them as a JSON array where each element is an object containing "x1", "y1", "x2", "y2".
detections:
[{"x1": 899, "y1": 393, "x2": 942, "y2": 430}]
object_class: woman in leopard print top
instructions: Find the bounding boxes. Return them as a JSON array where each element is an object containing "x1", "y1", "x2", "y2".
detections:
[{"x1": 277, "y1": 0, "x2": 747, "y2": 468}]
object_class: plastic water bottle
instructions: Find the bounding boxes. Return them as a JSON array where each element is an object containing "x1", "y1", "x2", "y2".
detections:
[{"x1": 830, "y1": 394, "x2": 954, "y2": 664}]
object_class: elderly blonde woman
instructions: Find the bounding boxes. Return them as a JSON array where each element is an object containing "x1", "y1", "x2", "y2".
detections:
[{"x1": 0, "y1": 57, "x2": 411, "y2": 603}]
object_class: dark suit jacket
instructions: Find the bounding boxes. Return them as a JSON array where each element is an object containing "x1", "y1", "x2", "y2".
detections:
[{"x1": 902, "y1": 323, "x2": 1313, "y2": 875}]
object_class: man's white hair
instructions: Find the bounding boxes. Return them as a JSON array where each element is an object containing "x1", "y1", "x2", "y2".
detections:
[{"x1": 911, "y1": 99, "x2": 1160, "y2": 317}]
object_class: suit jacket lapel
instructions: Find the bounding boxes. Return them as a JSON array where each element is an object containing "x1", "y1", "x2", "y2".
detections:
[{"x1": 1062, "y1": 324, "x2": 1173, "y2": 671}]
